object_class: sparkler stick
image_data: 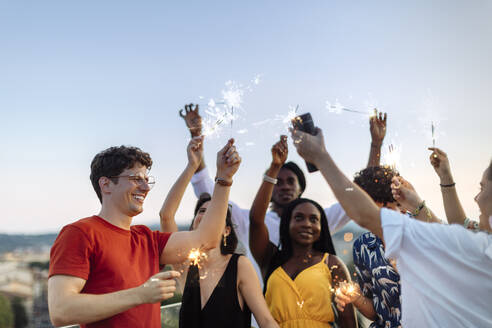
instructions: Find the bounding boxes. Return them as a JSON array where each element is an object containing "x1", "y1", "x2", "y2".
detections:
[
  {"x1": 431, "y1": 121, "x2": 435, "y2": 148},
  {"x1": 327, "y1": 103, "x2": 378, "y2": 117},
  {"x1": 230, "y1": 106, "x2": 234, "y2": 138},
  {"x1": 388, "y1": 144, "x2": 395, "y2": 171}
]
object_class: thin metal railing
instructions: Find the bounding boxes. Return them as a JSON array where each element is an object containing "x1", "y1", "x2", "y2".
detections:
[{"x1": 60, "y1": 302, "x2": 182, "y2": 328}]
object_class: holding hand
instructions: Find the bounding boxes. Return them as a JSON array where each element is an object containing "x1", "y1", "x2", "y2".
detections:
[
  {"x1": 428, "y1": 147, "x2": 453, "y2": 184},
  {"x1": 334, "y1": 282, "x2": 361, "y2": 312},
  {"x1": 179, "y1": 103, "x2": 202, "y2": 137},
  {"x1": 289, "y1": 127, "x2": 327, "y2": 165},
  {"x1": 187, "y1": 136, "x2": 204, "y2": 170},
  {"x1": 216, "y1": 138, "x2": 241, "y2": 182},
  {"x1": 370, "y1": 110, "x2": 387, "y2": 145},
  {"x1": 271, "y1": 135, "x2": 288, "y2": 167},
  {"x1": 138, "y1": 271, "x2": 180, "y2": 304},
  {"x1": 391, "y1": 176, "x2": 422, "y2": 212}
]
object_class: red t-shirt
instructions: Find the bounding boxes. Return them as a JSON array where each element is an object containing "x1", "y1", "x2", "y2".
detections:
[{"x1": 49, "y1": 216, "x2": 172, "y2": 328}]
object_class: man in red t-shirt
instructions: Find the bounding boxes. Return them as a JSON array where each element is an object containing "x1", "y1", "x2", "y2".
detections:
[{"x1": 48, "y1": 137, "x2": 241, "y2": 327}]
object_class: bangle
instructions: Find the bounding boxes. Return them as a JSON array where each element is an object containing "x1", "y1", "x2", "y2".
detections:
[
  {"x1": 464, "y1": 218, "x2": 480, "y2": 232},
  {"x1": 440, "y1": 182, "x2": 456, "y2": 188},
  {"x1": 214, "y1": 177, "x2": 232, "y2": 186},
  {"x1": 263, "y1": 174, "x2": 278, "y2": 185},
  {"x1": 412, "y1": 200, "x2": 426, "y2": 217}
]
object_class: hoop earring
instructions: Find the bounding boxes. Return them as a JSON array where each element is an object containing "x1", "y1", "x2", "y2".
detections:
[{"x1": 223, "y1": 234, "x2": 227, "y2": 247}]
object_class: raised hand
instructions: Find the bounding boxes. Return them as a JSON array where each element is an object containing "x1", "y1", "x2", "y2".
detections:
[
  {"x1": 187, "y1": 136, "x2": 204, "y2": 170},
  {"x1": 137, "y1": 271, "x2": 180, "y2": 304},
  {"x1": 179, "y1": 103, "x2": 202, "y2": 137},
  {"x1": 428, "y1": 147, "x2": 453, "y2": 184},
  {"x1": 271, "y1": 135, "x2": 288, "y2": 167},
  {"x1": 216, "y1": 138, "x2": 241, "y2": 182},
  {"x1": 289, "y1": 127, "x2": 327, "y2": 165},
  {"x1": 369, "y1": 110, "x2": 387, "y2": 145},
  {"x1": 391, "y1": 176, "x2": 422, "y2": 212},
  {"x1": 334, "y1": 282, "x2": 361, "y2": 312}
]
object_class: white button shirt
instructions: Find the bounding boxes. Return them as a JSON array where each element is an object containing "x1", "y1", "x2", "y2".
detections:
[{"x1": 381, "y1": 208, "x2": 492, "y2": 327}]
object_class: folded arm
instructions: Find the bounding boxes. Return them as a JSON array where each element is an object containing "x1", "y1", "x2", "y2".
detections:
[{"x1": 48, "y1": 271, "x2": 178, "y2": 327}]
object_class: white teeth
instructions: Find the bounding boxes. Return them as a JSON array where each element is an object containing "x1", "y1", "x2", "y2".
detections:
[{"x1": 134, "y1": 195, "x2": 144, "y2": 201}]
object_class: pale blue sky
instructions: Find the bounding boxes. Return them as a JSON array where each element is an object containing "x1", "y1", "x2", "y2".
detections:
[{"x1": 1, "y1": 1, "x2": 491, "y2": 233}]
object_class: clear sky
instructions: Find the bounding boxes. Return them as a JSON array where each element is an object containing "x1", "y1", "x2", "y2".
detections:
[{"x1": 1, "y1": 0, "x2": 491, "y2": 233}]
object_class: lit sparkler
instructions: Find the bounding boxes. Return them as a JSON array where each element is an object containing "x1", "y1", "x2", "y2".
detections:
[
  {"x1": 274, "y1": 104, "x2": 299, "y2": 132},
  {"x1": 187, "y1": 248, "x2": 208, "y2": 268},
  {"x1": 326, "y1": 100, "x2": 376, "y2": 116},
  {"x1": 335, "y1": 281, "x2": 359, "y2": 298},
  {"x1": 384, "y1": 143, "x2": 401, "y2": 171}
]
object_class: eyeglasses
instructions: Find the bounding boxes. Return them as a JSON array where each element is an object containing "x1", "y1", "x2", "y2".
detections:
[{"x1": 109, "y1": 174, "x2": 156, "y2": 189}]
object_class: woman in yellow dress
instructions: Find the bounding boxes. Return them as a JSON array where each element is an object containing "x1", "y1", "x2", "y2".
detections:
[
  {"x1": 249, "y1": 137, "x2": 357, "y2": 328},
  {"x1": 259, "y1": 198, "x2": 357, "y2": 328}
]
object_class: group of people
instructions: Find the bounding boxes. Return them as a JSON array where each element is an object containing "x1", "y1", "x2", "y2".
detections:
[{"x1": 47, "y1": 104, "x2": 492, "y2": 328}]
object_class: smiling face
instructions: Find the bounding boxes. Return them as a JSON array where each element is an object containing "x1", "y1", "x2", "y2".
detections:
[
  {"x1": 288, "y1": 202, "x2": 322, "y2": 246},
  {"x1": 108, "y1": 164, "x2": 150, "y2": 217},
  {"x1": 475, "y1": 167, "x2": 492, "y2": 231},
  {"x1": 272, "y1": 168, "x2": 302, "y2": 206}
]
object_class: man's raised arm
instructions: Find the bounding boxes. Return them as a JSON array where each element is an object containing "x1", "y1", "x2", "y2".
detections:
[
  {"x1": 367, "y1": 110, "x2": 387, "y2": 167},
  {"x1": 290, "y1": 128, "x2": 383, "y2": 239},
  {"x1": 249, "y1": 135, "x2": 287, "y2": 269}
]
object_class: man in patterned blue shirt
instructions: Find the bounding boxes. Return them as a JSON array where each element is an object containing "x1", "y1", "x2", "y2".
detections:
[{"x1": 342, "y1": 166, "x2": 402, "y2": 327}]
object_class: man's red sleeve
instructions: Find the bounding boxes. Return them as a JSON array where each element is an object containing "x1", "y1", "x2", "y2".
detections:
[{"x1": 49, "y1": 225, "x2": 92, "y2": 280}]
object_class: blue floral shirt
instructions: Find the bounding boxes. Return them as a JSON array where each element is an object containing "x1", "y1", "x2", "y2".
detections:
[{"x1": 353, "y1": 232, "x2": 401, "y2": 328}]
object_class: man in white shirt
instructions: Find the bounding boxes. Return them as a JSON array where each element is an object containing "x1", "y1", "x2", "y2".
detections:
[{"x1": 291, "y1": 126, "x2": 492, "y2": 327}]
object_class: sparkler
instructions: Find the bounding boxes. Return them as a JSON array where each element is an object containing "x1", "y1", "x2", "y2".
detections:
[
  {"x1": 431, "y1": 121, "x2": 435, "y2": 148},
  {"x1": 326, "y1": 101, "x2": 377, "y2": 117},
  {"x1": 187, "y1": 248, "x2": 208, "y2": 268},
  {"x1": 274, "y1": 104, "x2": 299, "y2": 132},
  {"x1": 385, "y1": 143, "x2": 401, "y2": 171},
  {"x1": 335, "y1": 281, "x2": 359, "y2": 298}
]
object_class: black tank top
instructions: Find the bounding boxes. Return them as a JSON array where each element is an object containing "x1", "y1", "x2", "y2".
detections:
[{"x1": 179, "y1": 253, "x2": 251, "y2": 328}]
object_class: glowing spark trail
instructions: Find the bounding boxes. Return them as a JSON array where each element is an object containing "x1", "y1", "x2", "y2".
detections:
[
  {"x1": 188, "y1": 248, "x2": 208, "y2": 268},
  {"x1": 326, "y1": 100, "x2": 376, "y2": 116}
]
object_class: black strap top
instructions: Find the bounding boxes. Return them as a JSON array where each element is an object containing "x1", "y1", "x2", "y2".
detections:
[{"x1": 179, "y1": 253, "x2": 251, "y2": 328}]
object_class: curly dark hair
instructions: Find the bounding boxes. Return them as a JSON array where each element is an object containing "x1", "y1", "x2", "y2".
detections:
[
  {"x1": 90, "y1": 146, "x2": 152, "y2": 203},
  {"x1": 264, "y1": 198, "x2": 336, "y2": 285},
  {"x1": 191, "y1": 193, "x2": 238, "y2": 255},
  {"x1": 353, "y1": 166, "x2": 398, "y2": 206}
]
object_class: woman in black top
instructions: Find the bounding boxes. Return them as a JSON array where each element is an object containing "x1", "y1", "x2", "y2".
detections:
[{"x1": 160, "y1": 137, "x2": 278, "y2": 328}]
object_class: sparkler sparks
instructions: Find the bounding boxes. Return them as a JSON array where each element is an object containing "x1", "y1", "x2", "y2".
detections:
[
  {"x1": 326, "y1": 100, "x2": 376, "y2": 116},
  {"x1": 384, "y1": 143, "x2": 401, "y2": 171},
  {"x1": 274, "y1": 105, "x2": 299, "y2": 132},
  {"x1": 335, "y1": 281, "x2": 359, "y2": 298},
  {"x1": 187, "y1": 248, "x2": 208, "y2": 268}
]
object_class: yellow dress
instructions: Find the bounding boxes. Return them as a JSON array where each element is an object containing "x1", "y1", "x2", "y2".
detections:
[{"x1": 265, "y1": 253, "x2": 334, "y2": 328}]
